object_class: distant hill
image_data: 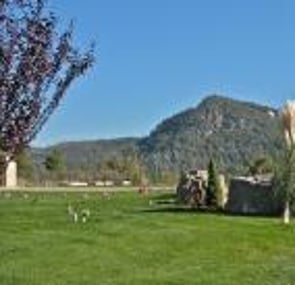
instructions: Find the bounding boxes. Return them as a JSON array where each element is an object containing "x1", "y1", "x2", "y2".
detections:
[
  {"x1": 32, "y1": 138, "x2": 140, "y2": 171},
  {"x1": 32, "y1": 95, "x2": 283, "y2": 177}
]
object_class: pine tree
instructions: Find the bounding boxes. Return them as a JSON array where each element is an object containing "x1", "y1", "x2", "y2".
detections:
[
  {"x1": 44, "y1": 150, "x2": 65, "y2": 182},
  {"x1": 206, "y1": 159, "x2": 221, "y2": 208}
]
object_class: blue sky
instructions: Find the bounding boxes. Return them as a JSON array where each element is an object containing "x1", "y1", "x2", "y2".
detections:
[{"x1": 33, "y1": 0, "x2": 295, "y2": 146}]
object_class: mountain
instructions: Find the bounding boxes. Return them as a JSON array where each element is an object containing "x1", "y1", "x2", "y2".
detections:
[
  {"x1": 32, "y1": 95, "x2": 283, "y2": 177},
  {"x1": 139, "y1": 95, "x2": 282, "y2": 174}
]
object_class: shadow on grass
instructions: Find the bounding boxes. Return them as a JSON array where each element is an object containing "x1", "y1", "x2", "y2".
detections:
[
  {"x1": 150, "y1": 193, "x2": 176, "y2": 204},
  {"x1": 223, "y1": 211, "x2": 280, "y2": 218},
  {"x1": 139, "y1": 204, "x2": 279, "y2": 218},
  {"x1": 139, "y1": 205, "x2": 226, "y2": 216}
]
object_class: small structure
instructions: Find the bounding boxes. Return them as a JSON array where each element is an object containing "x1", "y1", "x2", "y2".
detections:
[
  {"x1": 95, "y1": 180, "x2": 105, "y2": 187},
  {"x1": 66, "y1": 181, "x2": 88, "y2": 187},
  {"x1": 0, "y1": 155, "x2": 17, "y2": 187},
  {"x1": 122, "y1": 179, "x2": 132, "y2": 186},
  {"x1": 226, "y1": 175, "x2": 281, "y2": 215},
  {"x1": 94, "y1": 180, "x2": 115, "y2": 187},
  {"x1": 104, "y1": 180, "x2": 114, "y2": 187}
]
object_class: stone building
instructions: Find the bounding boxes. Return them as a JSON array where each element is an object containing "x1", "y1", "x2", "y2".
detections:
[{"x1": 226, "y1": 175, "x2": 281, "y2": 215}]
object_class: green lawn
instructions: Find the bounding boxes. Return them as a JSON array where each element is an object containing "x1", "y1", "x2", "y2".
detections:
[{"x1": 0, "y1": 191, "x2": 294, "y2": 285}]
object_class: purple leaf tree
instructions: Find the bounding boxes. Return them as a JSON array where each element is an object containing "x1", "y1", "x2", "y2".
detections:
[{"x1": 0, "y1": 0, "x2": 94, "y2": 176}]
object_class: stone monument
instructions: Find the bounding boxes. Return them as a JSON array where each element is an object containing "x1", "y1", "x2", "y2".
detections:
[{"x1": 0, "y1": 155, "x2": 17, "y2": 187}]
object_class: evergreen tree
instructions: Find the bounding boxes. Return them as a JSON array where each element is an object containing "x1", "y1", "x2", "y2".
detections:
[
  {"x1": 44, "y1": 150, "x2": 65, "y2": 181},
  {"x1": 247, "y1": 156, "x2": 273, "y2": 176},
  {"x1": 206, "y1": 159, "x2": 221, "y2": 208}
]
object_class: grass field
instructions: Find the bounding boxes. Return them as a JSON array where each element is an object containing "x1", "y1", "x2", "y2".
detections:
[{"x1": 0, "y1": 190, "x2": 294, "y2": 285}]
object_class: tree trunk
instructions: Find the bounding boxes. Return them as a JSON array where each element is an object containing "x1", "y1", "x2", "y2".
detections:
[{"x1": 283, "y1": 200, "x2": 291, "y2": 225}]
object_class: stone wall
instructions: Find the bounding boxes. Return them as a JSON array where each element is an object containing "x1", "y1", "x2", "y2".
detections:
[{"x1": 226, "y1": 176, "x2": 281, "y2": 215}]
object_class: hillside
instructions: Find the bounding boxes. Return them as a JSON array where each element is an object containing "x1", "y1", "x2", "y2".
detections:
[
  {"x1": 139, "y1": 95, "x2": 282, "y2": 174},
  {"x1": 32, "y1": 95, "x2": 283, "y2": 178},
  {"x1": 32, "y1": 138, "x2": 139, "y2": 171}
]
